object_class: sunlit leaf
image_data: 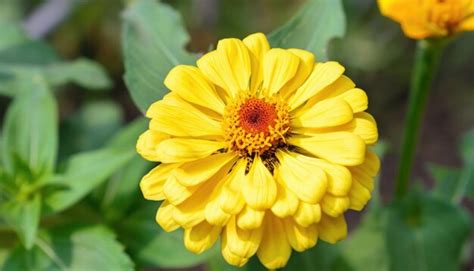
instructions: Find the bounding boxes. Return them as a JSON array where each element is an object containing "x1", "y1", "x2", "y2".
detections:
[{"x1": 122, "y1": 0, "x2": 199, "y2": 113}]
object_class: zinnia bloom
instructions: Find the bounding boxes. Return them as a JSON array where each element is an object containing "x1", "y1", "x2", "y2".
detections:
[
  {"x1": 137, "y1": 33, "x2": 379, "y2": 269},
  {"x1": 378, "y1": 0, "x2": 474, "y2": 39}
]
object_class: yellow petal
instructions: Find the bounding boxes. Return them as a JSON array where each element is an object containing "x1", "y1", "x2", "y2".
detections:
[
  {"x1": 205, "y1": 199, "x2": 232, "y2": 226},
  {"x1": 295, "y1": 155, "x2": 352, "y2": 196},
  {"x1": 205, "y1": 175, "x2": 232, "y2": 226},
  {"x1": 351, "y1": 112, "x2": 378, "y2": 145},
  {"x1": 336, "y1": 88, "x2": 368, "y2": 113},
  {"x1": 163, "y1": 174, "x2": 199, "y2": 205},
  {"x1": 136, "y1": 130, "x2": 168, "y2": 161},
  {"x1": 223, "y1": 216, "x2": 263, "y2": 258},
  {"x1": 288, "y1": 62, "x2": 345, "y2": 110},
  {"x1": 271, "y1": 173, "x2": 299, "y2": 218},
  {"x1": 184, "y1": 220, "x2": 222, "y2": 254},
  {"x1": 292, "y1": 98, "x2": 353, "y2": 129},
  {"x1": 295, "y1": 75, "x2": 356, "y2": 114},
  {"x1": 242, "y1": 156, "x2": 277, "y2": 210},
  {"x1": 197, "y1": 39, "x2": 251, "y2": 98},
  {"x1": 146, "y1": 93, "x2": 181, "y2": 118},
  {"x1": 288, "y1": 132, "x2": 366, "y2": 166},
  {"x1": 349, "y1": 150, "x2": 380, "y2": 191},
  {"x1": 221, "y1": 234, "x2": 250, "y2": 267},
  {"x1": 140, "y1": 163, "x2": 181, "y2": 201},
  {"x1": 217, "y1": 160, "x2": 247, "y2": 215},
  {"x1": 293, "y1": 202, "x2": 321, "y2": 227},
  {"x1": 321, "y1": 194, "x2": 350, "y2": 217},
  {"x1": 348, "y1": 180, "x2": 372, "y2": 211},
  {"x1": 275, "y1": 151, "x2": 327, "y2": 204},
  {"x1": 155, "y1": 201, "x2": 179, "y2": 232},
  {"x1": 283, "y1": 217, "x2": 318, "y2": 252},
  {"x1": 149, "y1": 101, "x2": 222, "y2": 137},
  {"x1": 173, "y1": 171, "x2": 223, "y2": 228},
  {"x1": 262, "y1": 48, "x2": 300, "y2": 96},
  {"x1": 257, "y1": 214, "x2": 292, "y2": 269},
  {"x1": 280, "y1": 49, "x2": 315, "y2": 99},
  {"x1": 156, "y1": 138, "x2": 225, "y2": 163},
  {"x1": 174, "y1": 152, "x2": 237, "y2": 186},
  {"x1": 237, "y1": 205, "x2": 265, "y2": 230},
  {"x1": 243, "y1": 33, "x2": 270, "y2": 91},
  {"x1": 164, "y1": 65, "x2": 225, "y2": 114},
  {"x1": 318, "y1": 214, "x2": 347, "y2": 244}
]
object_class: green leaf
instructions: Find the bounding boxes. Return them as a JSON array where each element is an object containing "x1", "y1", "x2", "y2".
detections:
[
  {"x1": 93, "y1": 117, "x2": 150, "y2": 221},
  {"x1": 0, "y1": 21, "x2": 27, "y2": 51},
  {"x1": 43, "y1": 148, "x2": 135, "y2": 213},
  {"x1": 122, "y1": 0, "x2": 199, "y2": 112},
  {"x1": 458, "y1": 129, "x2": 474, "y2": 199},
  {"x1": 385, "y1": 192, "x2": 471, "y2": 271},
  {"x1": 428, "y1": 164, "x2": 461, "y2": 202},
  {"x1": 101, "y1": 156, "x2": 150, "y2": 222},
  {"x1": 119, "y1": 203, "x2": 217, "y2": 268},
  {"x1": 2, "y1": 225, "x2": 134, "y2": 271},
  {"x1": 106, "y1": 117, "x2": 148, "y2": 150},
  {"x1": 1, "y1": 194, "x2": 41, "y2": 249},
  {"x1": 43, "y1": 58, "x2": 112, "y2": 90},
  {"x1": 335, "y1": 211, "x2": 390, "y2": 271},
  {"x1": 282, "y1": 242, "x2": 342, "y2": 271},
  {"x1": 1, "y1": 73, "x2": 58, "y2": 177},
  {"x1": 59, "y1": 101, "x2": 124, "y2": 157},
  {"x1": 0, "y1": 41, "x2": 59, "y2": 66},
  {"x1": 268, "y1": 0, "x2": 346, "y2": 61}
]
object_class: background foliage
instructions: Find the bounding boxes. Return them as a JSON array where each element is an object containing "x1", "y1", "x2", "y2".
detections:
[{"x1": 0, "y1": 0, "x2": 473, "y2": 270}]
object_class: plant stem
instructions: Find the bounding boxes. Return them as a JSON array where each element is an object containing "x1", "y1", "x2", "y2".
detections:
[{"x1": 395, "y1": 39, "x2": 445, "y2": 199}]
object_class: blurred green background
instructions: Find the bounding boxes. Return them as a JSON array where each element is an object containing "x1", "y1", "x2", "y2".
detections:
[{"x1": 0, "y1": 0, "x2": 473, "y2": 270}]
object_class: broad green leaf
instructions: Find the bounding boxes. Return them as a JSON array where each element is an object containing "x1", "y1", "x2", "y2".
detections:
[
  {"x1": 458, "y1": 129, "x2": 474, "y2": 199},
  {"x1": 2, "y1": 73, "x2": 58, "y2": 177},
  {"x1": 0, "y1": 21, "x2": 27, "y2": 51},
  {"x1": 2, "y1": 225, "x2": 134, "y2": 271},
  {"x1": 101, "y1": 156, "x2": 150, "y2": 222},
  {"x1": 268, "y1": 0, "x2": 346, "y2": 61},
  {"x1": 335, "y1": 211, "x2": 389, "y2": 271},
  {"x1": 59, "y1": 101, "x2": 124, "y2": 157},
  {"x1": 385, "y1": 192, "x2": 471, "y2": 271},
  {"x1": 43, "y1": 58, "x2": 112, "y2": 90},
  {"x1": 122, "y1": 0, "x2": 199, "y2": 112},
  {"x1": 0, "y1": 41, "x2": 59, "y2": 66},
  {"x1": 100, "y1": 118, "x2": 150, "y2": 221},
  {"x1": 119, "y1": 203, "x2": 217, "y2": 268},
  {"x1": 106, "y1": 117, "x2": 148, "y2": 149},
  {"x1": 43, "y1": 148, "x2": 135, "y2": 213},
  {"x1": 1, "y1": 193, "x2": 41, "y2": 249},
  {"x1": 282, "y1": 242, "x2": 342, "y2": 271},
  {"x1": 428, "y1": 164, "x2": 461, "y2": 202}
]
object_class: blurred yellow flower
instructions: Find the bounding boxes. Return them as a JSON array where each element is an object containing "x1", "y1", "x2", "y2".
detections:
[
  {"x1": 378, "y1": 0, "x2": 474, "y2": 39},
  {"x1": 137, "y1": 33, "x2": 379, "y2": 269}
]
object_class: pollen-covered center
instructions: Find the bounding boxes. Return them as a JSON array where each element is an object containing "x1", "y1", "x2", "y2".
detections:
[
  {"x1": 223, "y1": 94, "x2": 290, "y2": 156},
  {"x1": 239, "y1": 99, "x2": 277, "y2": 134}
]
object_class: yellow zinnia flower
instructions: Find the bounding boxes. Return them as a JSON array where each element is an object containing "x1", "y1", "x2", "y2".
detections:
[
  {"x1": 137, "y1": 33, "x2": 380, "y2": 269},
  {"x1": 378, "y1": 0, "x2": 474, "y2": 39}
]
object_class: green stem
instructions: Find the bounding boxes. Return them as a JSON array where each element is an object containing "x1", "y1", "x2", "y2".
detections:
[{"x1": 395, "y1": 39, "x2": 445, "y2": 199}]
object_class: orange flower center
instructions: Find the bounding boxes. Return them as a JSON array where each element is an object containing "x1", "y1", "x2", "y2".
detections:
[
  {"x1": 239, "y1": 99, "x2": 277, "y2": 135},
  {"x1": 223, "y1": 94, "x2": 290, "y2": 156}
]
